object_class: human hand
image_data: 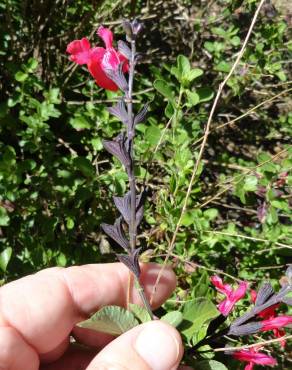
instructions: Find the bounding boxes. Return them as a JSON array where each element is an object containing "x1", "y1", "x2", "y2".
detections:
[{"x1": 0, "y1": 263, "x2": 184, "y2": 370}]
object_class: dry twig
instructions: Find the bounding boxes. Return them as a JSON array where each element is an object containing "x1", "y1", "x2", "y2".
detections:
[{"x1": 150, "y1": 0, "x2": 267, "y2": 303}]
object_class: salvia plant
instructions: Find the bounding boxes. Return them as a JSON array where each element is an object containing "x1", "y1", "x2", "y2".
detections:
[
  {"x1": 67, "y1": 19, "x2": 153, "y2": 319},
  {"x1": 67, "y1": 19, "x2": 292, "y2": 369}
]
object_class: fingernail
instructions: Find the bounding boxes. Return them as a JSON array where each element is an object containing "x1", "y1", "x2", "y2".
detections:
[{"x1": 135, "y1": 323, "x2": 180, "y2": 370}]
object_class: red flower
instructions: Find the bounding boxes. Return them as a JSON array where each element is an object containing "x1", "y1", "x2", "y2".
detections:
[
  {"x1": 233, "y1": 347, "x2": 277, "y2": 370},
  {"x1": 211, "y1": 275, "x2": 248, "y2": 316},
  {"x1": 251, "y1": 290, "x2": 288, "y2": 347},
  {"x1": 250, "y1": 289, "x2": 279, "y2": 319},
  {"x1": 66, "y1": 26, "x2": 128, "y2": 91},
  {"x1": 261, "y1": 315, "x2": 292, "y2": 331}
]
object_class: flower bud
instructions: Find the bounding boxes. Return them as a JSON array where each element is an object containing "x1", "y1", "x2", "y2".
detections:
[
  {"x1": 131, "y1": 19, "x2": 143, "y2": 36},
  {"x1": 122, "y1": 20, "x2": 133, "y2": 41}
]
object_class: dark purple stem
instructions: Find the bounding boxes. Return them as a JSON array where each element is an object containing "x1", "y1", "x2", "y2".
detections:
[
  {"x1": 125, "y1": 35, "x2": 153, "y2": 319},
  {"x1": 127, "y1": 39, "x2": 136, "y2": 253}
]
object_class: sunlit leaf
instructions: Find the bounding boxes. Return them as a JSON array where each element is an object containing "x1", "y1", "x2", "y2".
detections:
[
  {"x1": 129, "y1": 303, "x2": 151, "y2": 323},
  {"x1": 181, "y1": 298, "x2": 219, "y2": 340},
  {"x1": 78, "y1": 305, "x2": 139, "y2": 336},
  {"x1": 161, "y1": 311, "x2": 183, "y2": 328},
  {"x1": 196, "y1": 360, "x2": 228, "y2": 370},
  {"x1": 0, "y1": 247, "x2": 12, "y2": 272}
]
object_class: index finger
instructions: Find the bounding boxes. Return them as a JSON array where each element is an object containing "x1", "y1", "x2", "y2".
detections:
[{"x1": 0, "y1": 262, "x2": 176, "y2": 355}]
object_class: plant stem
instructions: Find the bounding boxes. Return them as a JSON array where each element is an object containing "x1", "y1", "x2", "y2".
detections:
[
  {"x1": 127, "y1": 38, "x2": 137, "y2": 253},
  {"x1": 135, "y1": 278, "x2": 154, "y2": 318},
  {"x1": 126, "y1": 36, "x2": 153, "y2": 320}
]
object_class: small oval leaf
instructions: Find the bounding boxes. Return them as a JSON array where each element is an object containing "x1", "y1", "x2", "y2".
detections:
[
  {"x1": 161, "y1": 311, "x2": 183, "y2": 328},
  {"x1": 129, "y1": 303, "x2": 152, "y2": 323},
  {"x1": 77, "y1": 305, "x2": 139, "y2": 336},
  {"x1": 196, "y1": 360, "x2": 228, "y2": 370},
  {"x1": 0, "y1": 247, "x2": 12, "y2": 272},
  {"x1": 154, "y1": 80, "x2": 175, "y2": 103}
]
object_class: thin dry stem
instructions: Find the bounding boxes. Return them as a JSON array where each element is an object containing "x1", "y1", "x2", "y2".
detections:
[
  {"x1": 193, "y1": 86, "x2": 292, "y2": 147},
  {"x1": 214, "y1": 334, "x2": 292, "y2": 352},
  {"x1": 206, "y1": 231, "x2": 292, "y2": 250},
  {"x1": 198, "y1": 148, "x2": 287, "y2": 209},
  {"x1": 150, "y1": 0, "x2": 267, "y2": 304}
]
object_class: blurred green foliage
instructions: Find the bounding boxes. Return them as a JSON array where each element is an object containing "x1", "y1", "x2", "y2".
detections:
[{"x1": 0, "y1": 0, "x2": 291, "y2": 366}]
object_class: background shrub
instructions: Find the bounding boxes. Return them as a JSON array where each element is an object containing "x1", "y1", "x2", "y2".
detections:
[{"x1": 0, "y1": 0, "x2": 291, "y2": 362}]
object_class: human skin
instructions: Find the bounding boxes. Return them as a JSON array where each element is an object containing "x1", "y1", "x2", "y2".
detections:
[{"x1": 0, "y1": 262, "x2": 187, "y2": 370}]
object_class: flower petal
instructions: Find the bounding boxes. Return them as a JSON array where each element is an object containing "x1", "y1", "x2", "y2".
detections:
[
  {"x1": 66, "y1": 38, "x2": 92, "y2": 64},
  {"x1": 218, "y1": 298, "x2": 236, "y2": 316},
  {"x1": 210, "y1": 275, "x2": 233, "y2": 296},
  {"x1": 257, "y1": 304, "x2": 278, "y2": 319},
  {"x1": 233, "y1": 350, "x2": 277, "y2": 366},
  {"x1": 97, "y1": 26, "x2": 113, "y2": 49},
  {"x1": 87, "y1": 48, "x2": 118, "y2": 91},
  {"x1": 244, "y1": 363, "x2": 254, "y2": 370},
  {"x1": 88, "y1": 61, "x2": 118, "y2": 91},
  {"x1": 250, "y1": 289, "x2": 257, "y2": 304},
  {"x1": 261, "y1": 315, "x2": 292, "y2": 331},
  {"x1": 231, "y1": 281, "x2": 248, "y2": 301},
  {"x1": 102, "y1": 48, "x2": 121, "y2": 71}
]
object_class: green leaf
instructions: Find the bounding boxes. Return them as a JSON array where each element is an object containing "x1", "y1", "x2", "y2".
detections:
[
  {"x1": 73, "y1": 157, "x2": 94, "y2": 177},
  {"x1": 78, "y1": 305, "x2": 139, "y2": 335},
  {"x1": 204, "y1": 41, "x2": 214, "y2": 52},
  {"x1": 204, "y1": 208, "x2": 218, "y2": 221},
  {"x1": 196, "y1": 360, "x2": 228, "y2": 370},
  {"x1": 0, "y1": 247, "x2": 12, "y2": 272},
  {"x1": 7, "y1": 93, "x2": 22, "y2": 107},
  {"x1": 186, "y1": 68, "x2": 203, "y2": 82},
  {"x1": 56, "y1": 252, "x2": 67, "y2": 267},
  {"x1": 192, "y1": 325, "x2": 209, "y2": 347},
  {"x1": 26, "y1": 58, "x2": 38, "y2": 72},
  {"x1": 215, "y1": 61, "x2": 231, "y2": 73},
  {"x1": 170, "y1": 66, "x2": 181, "y2": 80},
  {"x1": 231, "y1": 36, "x2": 241, "y2": 46},
  {"x1": 0, "y1": 207, "x2": 10, "y2": 226},
  {"x1": 243, "y1": 176, "x2": 258, "y2": 192},
  {"x1": 196, "y1": 87, "x2": 214, "y2": 103},
  {"x1": 185, "y1": 91, "x2": 200, "y2": 107},
  {"x1": 276, "y1": 71, "x2": 287, "y2": 82},
  {"x1": 177, "y1": 55, "x2": 191, "y2": 75},
  {"x1": 271, "y1": 199, "x2": 289, "y2": 211},
  {"x1": 15, "y1": 71, "x2": 28, "y2": 82},
  {"x1": 91, "y1": 137, "x2": 103, "y2": 151},
  {"x1": 165, "y1": 101, "x2": 175, "y2": 118},
  {"x1": 181, "y1": 211, "x2": 196, "y2": 226},
  {"x1": 129, "y1": 303, "x2": 151, "y2": 323},
  {"x1": 66, "y1": 217, "x2": 75, "y2": 230},
  {"x1": 145, "y1": 126, "x2": 161, "y2": 146},
  {"x1": 69, "y1": 116, "x2": 91, "y2": 130},
  {"x1": 161, "y1": 311, "x2": 183, "y2": 327},
  {"x1": 181, "y1": 298, "x2": 219, "y2": 339},
  {"x1": 46, "y1": 88, "x2": 61, "y2": 104},
  {"x1": 154, "y1": 80, "x2": 175, "y2": 103}
]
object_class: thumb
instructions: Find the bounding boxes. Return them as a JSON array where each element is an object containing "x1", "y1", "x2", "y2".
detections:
[{"x1": 87, "y1": 321, "x2": 184, "y2": 370}]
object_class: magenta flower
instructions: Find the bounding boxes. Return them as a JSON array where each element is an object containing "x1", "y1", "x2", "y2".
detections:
[
  {"x1": 211, "y1": 275, "x2": 248, "y2": 316},
  {"x1": 233, "y1": 348, "x2": 277, "y2": 370},
  {"x1": 261, "y1": 315, "x2": 292, "y2": 331},
  {"x1": 251, "y1": 289, "x2": 286, "y2": 347},
  {"x1": 67, "y1": 26, "x2": 128, "y2": 91},
  {"x1": 250, "y1": 289, "x2": 279, "y2": 319}
]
